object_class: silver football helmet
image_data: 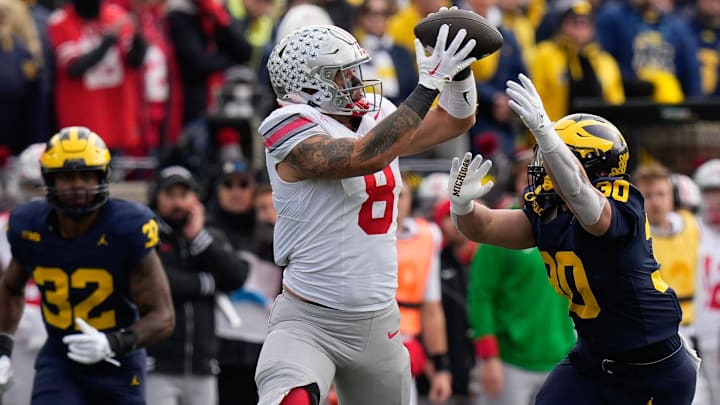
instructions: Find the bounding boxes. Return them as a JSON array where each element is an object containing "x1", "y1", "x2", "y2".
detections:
[
  {"x1": 694, "y1": 159, "x2": 720, "y2": 226},
  {"x1": 694, "y1": 159, "x2": 720, "y2": 190},
  {"x1": 670, "y1": 173, "x2": 701, "y2": 213},
  {"x1": 267, "y1": 25, "x2": 382, "y2": 116},
  {"x1": 15, "y1": 143, "x2": 46, "y2": 200}
]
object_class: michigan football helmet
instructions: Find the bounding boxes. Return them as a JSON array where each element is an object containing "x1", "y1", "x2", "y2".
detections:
[
  {"x1": 41, "y1": 126, "x2": 111, "y2": 218},
  {"x1": 529, "y1": 113, "x2": 629, "y2": 202},
  {"x1": 266, "y1": 25, "x2": 382, "y2": 116}
]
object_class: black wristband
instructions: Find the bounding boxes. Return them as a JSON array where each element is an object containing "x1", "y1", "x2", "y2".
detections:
[
  {"x1": 453, "y1": 67, "x2": 471, "y2": 81},
  {"x1": 403, "y1": 84, "x2": 440, "y2": 118},
  {"x1": 0, "y1": 334, "x2": 13, "y2": 357},
  {"x1": 106, "y1": 329, "x2": 139, "y2": 356},
  {"x1": 432, "y1": 353, "x2": 451, "y2": 372}
]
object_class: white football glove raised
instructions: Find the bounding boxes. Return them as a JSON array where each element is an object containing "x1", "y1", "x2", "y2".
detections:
[
  {"x1": 415, "y1": 24, "x2": 477, "y2": 93},
  {"x1": 505, "y1": 73, "x2": 561, "y2": 151},
  {"x1": 0, "y1": 355, "x2": 13, "y2": 394},
  {"x1": 62, "y1": 318, "x2": 118, "y2": 366},
  {"x1": 448, "y1": 152, "x2": 494, "y2": 216}
]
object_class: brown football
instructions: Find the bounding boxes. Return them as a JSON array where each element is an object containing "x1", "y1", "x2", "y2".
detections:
[{"x1": 413, "y1": 8, "x2": 504, "y2": 59}]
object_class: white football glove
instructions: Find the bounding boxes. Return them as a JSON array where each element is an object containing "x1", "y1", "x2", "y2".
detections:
[
  {"x1": 0, "y1": 355, "x2": 13, "y2": 394},
  {"x1": 448, "y1": 152, "x2": 494, "y2": 216},
  {"x1": 62, "y1": 318, "x2": 117, "y2": 366},
  {"x1": 415, "y1": 24, "x2": 477, "y2": 93},
  {"x1": 505, "y1": 74, "x2": 561, "y2": 151}
]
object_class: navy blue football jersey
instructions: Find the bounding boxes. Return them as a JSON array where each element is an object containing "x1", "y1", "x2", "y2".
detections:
[
  {"x1": 7, "y1": 198, "x2": 159, "y2": 351},
  {"x1": 523, "y1": 177, "x2": 682, "y2": 354}
]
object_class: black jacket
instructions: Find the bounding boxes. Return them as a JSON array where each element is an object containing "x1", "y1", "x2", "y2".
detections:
[
  {"x1": 147, "y1": 217, "x2": 249, "y2": 375},
  {"x1": 166, "y1": 9, "x2": 251, "y2": 124}
]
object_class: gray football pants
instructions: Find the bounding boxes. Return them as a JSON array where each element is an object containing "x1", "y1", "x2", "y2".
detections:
[{"x1": 255, "y1": 292, "x2": 411, "y2": 405}]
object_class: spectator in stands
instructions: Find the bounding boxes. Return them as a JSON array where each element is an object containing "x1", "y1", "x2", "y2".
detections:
[
  {"x1": 204, "y1": 159, "x2": 280, "y2": 404},
  {"x1": 354, "y1": 0, "x2": 417, "y2": 106},
  {"x1": 692, "y1": 159, "x2": 720, "y2": 404},
  {"x1": 387, "y1": 0, "x2": 446, "y2": 55},
  {"x1": 226, "y1": 0, "x2": 275, "y2": 71},
  {"x1": 253, "y1": 180, "x2": 276, "y2": 265},
  {"x1": 686, "y1": 0, "x2": 720, "y2": 96},
  {"x1": 635, "y1": 163, "x2": 699, "y2": 332},
  {"x1": 466, "y1": 0, "x2": 528, "y2": 159},
  {"x1": 0, "y1": 0, "x2": 46, "y2": 155},
  {"x1": 530, "y1": 0, "x2": 624, "y2": 121},
  {"x1": 671, "y1": 173, "x2": 702, "y2": 214},
  {"x1": 119, "y1": 0, "x2": 185, "y2": 153},
  {"x1": 396, "y1": 177, "x2": 452, "y2": 405},
  {"x1": 23, "y1": 0, "x2": 55, "y2": 139},
  {"x1": 419, "y1": 198, "x2": 477, "y2": 404},
  {"x1": 146, "y1": 165, "x2": 249, "y2": 405},
  {"x1": 274, "y1": 2, "x2": 332, "y2": 43},
  {"x1": 204, "y1": 159, "x2": 258, "y2": 249},
  {"x1": 252, "y1": 179, "x2": 278, "y2": 263},
  {"x1": 595, "y1": 0, "x2": 702, "y2": 102},
  {"x1": 0, "y1": 144, "x2": 47, "y2": 405},
  {"x1": 47, "y1": 0, "x2": 148, "y2": 156},
  {"x1": 318, "y1": 0, "x2": 357, "y2": 34},
  {"x1": 467, "y1": 149, "x2": 576, "y2": 405},
  {"x1": 535, "y1": 0, "x2": 606, "y2": 43},
  {"x1": 416, "y1": 172, "x2": 451, "y2": 219},
  {"x1": 499, "y1": 0, "x2": 536, "y2": 66},
  {"x1": 633, "y1": 162, "x2": 712, "y2": 405},
  {"x1": 165, "y1": 0, "x2": 252, "y2": 156},
  {"x1": 522, "y1": 0, "x2": 547, "y2": 29},
  {"x1": 254, "y1": 181, "x2": 277, "y2": 227}
]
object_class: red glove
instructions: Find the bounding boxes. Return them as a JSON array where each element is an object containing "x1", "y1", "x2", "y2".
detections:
[
  {"x1": 403, "y1": 338, "x2": 427, "y2": 377},
  {"x1": 195, "y1": 0, "x2": 230, "y2": 27}
]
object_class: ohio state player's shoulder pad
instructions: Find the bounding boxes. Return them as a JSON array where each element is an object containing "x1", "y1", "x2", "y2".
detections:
[{"x1": 259, "y1": 106, "x2": 322, "y2": 160}]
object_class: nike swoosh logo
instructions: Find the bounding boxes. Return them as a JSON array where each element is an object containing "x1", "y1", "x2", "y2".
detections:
[
  {"x1": 429, "y1": 61, "x2": 442, "y2": 76},
  {"x1": 387, "y1": 330, "x2": 400, "y2": 339},
  {"x1": 462, "y1": 91, "x2": 471, "y2": 105}
]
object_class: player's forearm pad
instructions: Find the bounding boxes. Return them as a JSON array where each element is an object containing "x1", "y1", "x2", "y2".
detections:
[{"x1": 439, "y1": 72, "x2": 477, "y2": 119}]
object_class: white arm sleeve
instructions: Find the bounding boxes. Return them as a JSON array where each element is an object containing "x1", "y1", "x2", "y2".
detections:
[{"x1": 538, "y1": 129, "x2": 607, "y2": 226}]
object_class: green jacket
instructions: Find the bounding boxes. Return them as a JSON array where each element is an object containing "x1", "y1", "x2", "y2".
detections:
[{"x1": 468, "y1": 243, "x2": 576, "y2": 371}]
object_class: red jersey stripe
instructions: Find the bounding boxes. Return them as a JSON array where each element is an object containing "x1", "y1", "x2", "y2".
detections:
[{"x1": 264, "y1": 116, "x2": 315, "y2": 148}]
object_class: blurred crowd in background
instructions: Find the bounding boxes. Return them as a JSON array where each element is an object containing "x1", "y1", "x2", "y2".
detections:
[
  {"x1": 2, "y1": 0, "x2": 720, "y2": 403},
  {"x1": 3, "y1": 0, "x2": 720, "y2": 176}
]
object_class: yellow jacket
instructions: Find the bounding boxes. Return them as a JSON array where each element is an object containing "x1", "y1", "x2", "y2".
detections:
[
  {"x1": 652, "y1": 210, "x2": 700, "y2": 325},
  {"x1": 502, "y1": 12, "x2": 536, "y2": 66},
  {"x1": 530, "y1": 38, "x2": 625, "y2": 121},
  {"x1": 387, "y1": 4, "x2": 424, "y2": 56}
]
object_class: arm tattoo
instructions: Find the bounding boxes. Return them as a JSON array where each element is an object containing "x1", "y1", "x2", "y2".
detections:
[
  {"x1": 284, "y1": 105, "x2": 421, "y2": 176},
  {"x1": 284, "y1": 135, "x2": 354, "y2": 176},
  {"x1": 359, "y1": 105, "x2": 421, "y2": 160}
]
